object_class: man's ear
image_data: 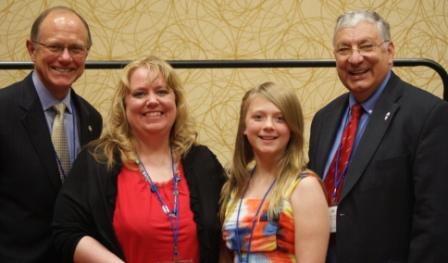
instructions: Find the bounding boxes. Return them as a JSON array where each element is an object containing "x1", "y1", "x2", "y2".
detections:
[
  {"x1": 386, "y1": 41, "x2": 395, "y2": 66},
  {"x1": 26, "y1": 40, "x2": 37, "y2": 62}
]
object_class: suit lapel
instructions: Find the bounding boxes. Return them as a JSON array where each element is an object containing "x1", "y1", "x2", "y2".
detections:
[
  {"x1": 19, "y1": 75, "x2": 61, "y2": 189},
  {"x1": 72, "y1": 91, "x2": 96, "y2": 145},
  {"x1": 340, "y1": 73, "x2": 403, "y2": 201},
  {"x1": 315, "y1": 96, "x2": 348, "y2": 177}
]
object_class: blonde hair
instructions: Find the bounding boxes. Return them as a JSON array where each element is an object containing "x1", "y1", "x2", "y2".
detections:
[
  {"x1": 220, "y1": 81, "x2": 306, "y2": 220},
  {"x1": 90, "y1": 56, "x2": 197, "y2": 168}
]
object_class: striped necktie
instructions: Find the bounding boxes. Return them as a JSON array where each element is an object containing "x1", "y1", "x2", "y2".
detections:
[{"x1": 324, "y1": 103, "x2": 362, "y2": 205}]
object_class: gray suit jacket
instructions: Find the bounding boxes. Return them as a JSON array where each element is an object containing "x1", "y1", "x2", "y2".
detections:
[
  {"x1": 309, "y1": 72, "x2": 448, "y2": 263},
  {"x1": 0, "y1": 73, "x2": 102, "y2": 263}
]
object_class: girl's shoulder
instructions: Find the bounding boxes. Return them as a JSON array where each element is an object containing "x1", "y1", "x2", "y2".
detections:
[{"x1": 285, "y1": 169, "x2": 321, "y2": 197}]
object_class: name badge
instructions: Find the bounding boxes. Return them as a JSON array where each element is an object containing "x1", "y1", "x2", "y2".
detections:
[{"x1": 329, "y1": 206, "x2": 337, "y2": 233}]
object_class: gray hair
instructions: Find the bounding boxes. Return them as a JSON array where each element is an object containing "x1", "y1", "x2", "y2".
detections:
[{"x1": 333, "y1": 10, "x2": 391, "y2": 46}]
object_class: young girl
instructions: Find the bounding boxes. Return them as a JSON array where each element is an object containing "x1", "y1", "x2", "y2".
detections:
[{"x1": 221, "y1": 82, "x2": 329, "y2": 262}]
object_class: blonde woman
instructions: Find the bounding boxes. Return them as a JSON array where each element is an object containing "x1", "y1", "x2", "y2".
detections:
[
  {"x1": 221, "y1": 82, "x2": 329, "y2": 262},
  {"x1": 53, "y1": 56, "x2": 225, "y2": 263}
]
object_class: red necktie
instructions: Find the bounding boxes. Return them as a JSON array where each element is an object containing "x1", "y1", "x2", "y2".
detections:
[{"x1": 324, "y1": 103, "x2": 362, "y2": 206}]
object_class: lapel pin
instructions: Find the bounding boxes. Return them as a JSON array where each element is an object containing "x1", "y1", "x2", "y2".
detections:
[
  {"x1": 384, "y1": 112, "x2": 390, "y2": 121},
  {"x1": 88, "y1": 125, "x2": 93, "y2": 132}
]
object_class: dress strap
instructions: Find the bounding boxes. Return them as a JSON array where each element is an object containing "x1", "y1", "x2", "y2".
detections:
[{"x1": 284, "y1": 170, "x2": 315, "y2": 197}]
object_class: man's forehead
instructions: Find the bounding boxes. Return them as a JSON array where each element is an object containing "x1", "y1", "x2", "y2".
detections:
[{"x1": 335, "y1": 23, "x2": 381, "y2": 43}]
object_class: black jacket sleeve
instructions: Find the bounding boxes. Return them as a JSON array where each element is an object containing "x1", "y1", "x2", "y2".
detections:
[{"x1": 52, "y1": 149, "x2": 124, "y2": 262}]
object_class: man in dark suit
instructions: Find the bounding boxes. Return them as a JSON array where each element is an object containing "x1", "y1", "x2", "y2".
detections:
[
  {"x1": 308, "y1": 10, "x2": 448, "y2": 263},
  {"x1": 0, "y1": 6, "x2": 102, "y2": 263}
]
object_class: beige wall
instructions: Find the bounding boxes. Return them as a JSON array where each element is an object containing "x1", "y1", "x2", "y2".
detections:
[{"x1": 1, "y1": 0, "x2": 447, "y2": 166}]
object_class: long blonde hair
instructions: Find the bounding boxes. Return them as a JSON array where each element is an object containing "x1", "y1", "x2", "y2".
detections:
[
  {"x1": 90, "y1": 56, "x2": 197, "y2": 168},
  {"x1": 220, "y1": 81, "x2": 306, "y2": 220}
]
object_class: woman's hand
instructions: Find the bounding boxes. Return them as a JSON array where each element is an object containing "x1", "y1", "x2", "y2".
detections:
[{"x1": 74, "y1": 236, "x2": 125, "y2": 263}]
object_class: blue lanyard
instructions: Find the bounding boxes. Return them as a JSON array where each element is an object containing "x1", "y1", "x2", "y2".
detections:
[
  {"x1": 136, "y1": 149, "x2": 181, "y2": 261},
  {"x1": 70, "y1": 99, "x2": 78, "y2": 162},
  {"x1": 331, "y1": 106, "x2": 357, "y2": 201},
  {"x1": 331, "y1": 145, "x2": 351, "y2": 201},
  {"x1": 235, "y1": 175, "x2": 276, "y2": 263}
]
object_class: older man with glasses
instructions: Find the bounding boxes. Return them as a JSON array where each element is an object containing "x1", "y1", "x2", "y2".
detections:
[
  {"x1": 308, "y1": 10, "x2": 448, "y2": 263},
  {"x1": 0, "y1": 6, "x2": 102, "y2": 263}
]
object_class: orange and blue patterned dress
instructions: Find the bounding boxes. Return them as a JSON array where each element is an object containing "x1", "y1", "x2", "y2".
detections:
[{"x1": 222, "y1": 174, "x2": 307, "y2": 262}]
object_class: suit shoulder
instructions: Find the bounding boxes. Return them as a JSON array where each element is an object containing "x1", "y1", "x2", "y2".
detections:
[
  {"x1": 396, "y1": 78, "x2": 446, "y2": 111},
  {"x1": 75, "y1": 95, "x2": 101, "y2": 115},
  {"x1": 314, "y1": 93, "x2": 348, "y2": 117},
  {"x1": 406, "y1": 84, "x2": 444, "y2": 103},
  {"x1": 0, "y1": 80, "x2": 30, "y2": 113},
  {"x1": 0, "y1": 80, "x2": 24, "y2": 100},
  {"x1": 72, "y1": 93, "x2": 103, "y2": 127}
]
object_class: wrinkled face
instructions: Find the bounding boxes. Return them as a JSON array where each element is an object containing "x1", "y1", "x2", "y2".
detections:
[
  {"x1": 125, "y1": 67, "x2": 177, "y2": 141},
  {"x1": 27, "y1": 11, "x2": 89, "y2": 99},
  {"x1": 244, "y1": 95, "x2": 290, "y2": 160},
  {"x1": 334, "y1": 21, "x2": 394, "y2": 102}
]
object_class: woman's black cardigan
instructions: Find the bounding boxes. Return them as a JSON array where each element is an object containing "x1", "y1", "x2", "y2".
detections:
[{"x1": 53, "y1": 145, "x2": 226, "y2": 263}]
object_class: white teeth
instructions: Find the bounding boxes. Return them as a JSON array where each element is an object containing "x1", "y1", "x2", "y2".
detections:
[
  {"x1": 259, "y1": 136, "x2": 276, "y2": 140},
  {"x1": 144, "y1": 112, "x2": 162, "y2": 117},
  {"x1": 53, "y1": 68, "x2": 72, "y2": 73},
  {"x1": 350, "y1": 69, "x2": 367, "y2": 74}
]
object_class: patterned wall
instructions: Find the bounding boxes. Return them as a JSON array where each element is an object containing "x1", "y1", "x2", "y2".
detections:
[{"x1": 1, "y1": 0, "x2": 447, "y2": 165}]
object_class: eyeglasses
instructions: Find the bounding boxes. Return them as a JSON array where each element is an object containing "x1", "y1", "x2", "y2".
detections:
[
  {"x1": 32, "y1": 41, "x2": 88, "y2": 58},
  {"x1": 334, "y1": 41, "x2": 389, "y2": 57}
]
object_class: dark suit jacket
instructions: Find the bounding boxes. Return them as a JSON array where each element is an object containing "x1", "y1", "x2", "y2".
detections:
[
  {"x1": 0, "y1": 73, "x2": 102, "y2": 263},
  {"x1": 52, "y1": 145, "x2": 225, "y2": 263},
  {"x1": 308, "y1": 72, "x2": 448, "y2": 263}
]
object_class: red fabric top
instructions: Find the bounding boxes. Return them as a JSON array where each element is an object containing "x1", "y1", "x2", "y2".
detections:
[{"x1": 113, "y1": 162, "x2": 199, "y2": 263}]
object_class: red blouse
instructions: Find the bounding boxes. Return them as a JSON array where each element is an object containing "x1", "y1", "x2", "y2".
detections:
[{"x1": 113, "y1": 162, "x2": 199, "y2": 263}]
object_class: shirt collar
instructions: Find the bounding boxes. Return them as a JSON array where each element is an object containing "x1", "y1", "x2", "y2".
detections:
[
  {"x1": 348, "y1": 70, "x2": 392, "y2": 115},
  {"x1": 32, "y1": 71, "x2": 73, "y2": 113}
]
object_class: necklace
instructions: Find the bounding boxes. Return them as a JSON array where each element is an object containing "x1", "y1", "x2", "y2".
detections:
[
  {"x1": 136, "y1": 149, "x2": 181, "y2": 262},
  {"x1": 235, "y1": 173, "x2": 277, "y2": 263}
]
